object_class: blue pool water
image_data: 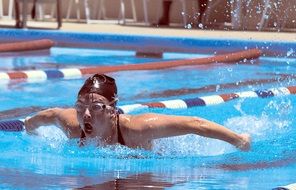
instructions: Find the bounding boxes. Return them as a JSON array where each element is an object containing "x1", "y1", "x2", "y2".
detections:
[{"x1": 0, "y1": 30, "x2": 296, "y2": 189}]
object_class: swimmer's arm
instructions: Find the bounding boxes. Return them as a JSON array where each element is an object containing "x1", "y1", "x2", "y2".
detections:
[
  {"x1": 24, "y1": 108, "x2": 62, "y2": 135},
  {"x1": 132, "y1": 113, "x2": 250, "y2": 151}
]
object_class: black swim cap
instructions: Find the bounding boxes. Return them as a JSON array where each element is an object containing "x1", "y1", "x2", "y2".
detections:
[{"x1": 78, "y1": 74, "x2": 118, "y2": 106}]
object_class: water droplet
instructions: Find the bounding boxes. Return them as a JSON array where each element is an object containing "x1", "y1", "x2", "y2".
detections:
[
  {"x1": 273, "y1": 22, "x2": 277, "y2": 27},
  {"x1": 186, "y1": 24, "x2": 192, "y2": 29},
  {"x1": 286, "y1": 48, "x2": 294, "y2": 57},
  {"x1": 215, "y1": 85, "x2": 220, "y2": 92}
]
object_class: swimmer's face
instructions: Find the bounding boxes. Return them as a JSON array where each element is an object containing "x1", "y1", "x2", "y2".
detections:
[{"x1": 75, "y1": 93, "x2": 116, "y2": 138}]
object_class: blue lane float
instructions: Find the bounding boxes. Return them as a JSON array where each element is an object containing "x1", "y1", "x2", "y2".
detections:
[{"x1": 0, "y1": 120, "x2": 25, "y2": 131}]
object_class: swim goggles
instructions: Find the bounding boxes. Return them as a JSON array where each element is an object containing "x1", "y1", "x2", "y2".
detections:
[
  {"x1": 75, "y1": 102, "x2": 112, "y2": 113},
  {"x1": 75, "y1": 98, "x2": 118, "y2": 114}
]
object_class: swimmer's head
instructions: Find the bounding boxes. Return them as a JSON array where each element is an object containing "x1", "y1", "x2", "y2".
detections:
[{"x1": 78, "y1": 74, "x2": 118, "y2": 106}]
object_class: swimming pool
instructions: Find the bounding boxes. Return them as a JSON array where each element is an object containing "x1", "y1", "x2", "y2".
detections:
[{"x1": 0, "y1": 29, "x2": 296, "y2": 189}]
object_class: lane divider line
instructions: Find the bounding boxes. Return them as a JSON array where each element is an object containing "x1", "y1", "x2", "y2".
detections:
[
  {"x1": 0, "y1": 49, "x2": 261, "y2": 83},
  {"x1": 0, "y1": 39, "x2": 54, "y2": 53},
  {"x1": 1, "y1": 85, "x2": 295, "y2": 132},
  {"x1": 118, "y1": 86, "x2": 296, "y2": 113}
]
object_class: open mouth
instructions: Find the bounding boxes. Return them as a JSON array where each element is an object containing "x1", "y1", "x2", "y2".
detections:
[{"x1": 84, "y1": 122, "x2": 93, "y2": 134}]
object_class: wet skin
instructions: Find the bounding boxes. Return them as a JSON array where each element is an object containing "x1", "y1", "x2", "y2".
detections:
[{"x1": 25, "y1": 93, "x2": 251, "y2": 151}]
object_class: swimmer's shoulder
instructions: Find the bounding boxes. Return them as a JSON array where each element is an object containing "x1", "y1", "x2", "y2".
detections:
[
  {"x1": 118, "y1": 114, "x2": 131, "y2": 125},
  {"x1": 55, "y1": 107, "x2": 80, "y2": 137},
  {"x1": 118, "y1": 113, "x2": 158, "y2": 129}
]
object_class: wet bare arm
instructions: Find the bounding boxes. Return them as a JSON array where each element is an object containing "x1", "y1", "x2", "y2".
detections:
[
  {"x1": 25, "y1": 108, "x2": 61, "y2": 133},
  {"x1": 129, "y1": 113, "x2": 250, "y2": 151},
  {"x1": 24, "y1": 108, "x2": 81, "y2": 138}
]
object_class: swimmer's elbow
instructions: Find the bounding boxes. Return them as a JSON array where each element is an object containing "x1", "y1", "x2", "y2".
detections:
[
  {"x1": 36, "y1": 108, "x2": 60, "y2": 122},
  {"x1": 184, "y1": 117, "x2": 210, "y2": 135},
  {"x1": 25, "y1": 108, "x2": 61, "y2": 132}
]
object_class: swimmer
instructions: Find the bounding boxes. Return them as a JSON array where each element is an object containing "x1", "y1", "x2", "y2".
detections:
[{"x1": 25, "y1": 74, "x2": 251, "y2": 151}]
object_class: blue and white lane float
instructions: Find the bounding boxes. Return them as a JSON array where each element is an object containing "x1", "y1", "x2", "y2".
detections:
[
  {"x1": 1, "y1": 85, "x2": 296, "y2": 132},
  {"x1": 0, "y1": 49, "x2": 261, "y2": 83},
  {"x1": 119, "y1": 85, "x2": 296, "y2": 113}
]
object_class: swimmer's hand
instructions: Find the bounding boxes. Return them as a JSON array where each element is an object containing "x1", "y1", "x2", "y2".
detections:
[
  {"x1": 236, "y1": 134, "x2": 251, "y2": 152},
  {"x1": 24, "y1": 117, "x2": 38, "y2": 135}
]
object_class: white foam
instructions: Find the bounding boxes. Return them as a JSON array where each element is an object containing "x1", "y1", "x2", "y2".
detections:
[
  {"x1": 35, "y1": 125, "x2": 68, "y2": 141},
  {"x1": 224, "y1": 114, "x2": 291, "y2": 141},
  {"x1": 152, "y1": 134, "x2": 234, "y2": 156}
]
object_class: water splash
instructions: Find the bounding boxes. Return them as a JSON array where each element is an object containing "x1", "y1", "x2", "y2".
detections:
[
  {"x1": 286, "y1": 48, "x2": 294, "y2": 57},
  {"x1": 225, "y1": 99, "x2": 292, "y2": 141},
  {"x1": 152, "y1": 135, "x2": 234, "y2": 157}
]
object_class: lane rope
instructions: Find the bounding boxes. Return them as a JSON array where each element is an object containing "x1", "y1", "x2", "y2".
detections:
[
  {"x1": 0, "y1": 39, "x2": 54, "y2": 52},
  {"x1": 0, "y1": 49, "x2": 261, "y2": 82},
  {"x1": 1, "y1": 85, "x2": 295, "y2": 132},
  {"x1": 135, "y1": 75, "x2": 295, "y2": 99},
  {"x1": 0, "y1": 120, "x2": 25, "y2": 131},
  {"x1": 118, "y1": 85, "x2": 296, "y2": 113}
]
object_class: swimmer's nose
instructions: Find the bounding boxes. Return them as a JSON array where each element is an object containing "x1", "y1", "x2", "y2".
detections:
[{"x1": 83, "y1": 108, "x2": 91, "y2": 120}]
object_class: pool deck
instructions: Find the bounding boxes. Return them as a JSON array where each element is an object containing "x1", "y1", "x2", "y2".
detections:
[
  {"x1": 0, "y1": 19, "x2": 296, "y2": 42},
  {"x1": 60, "y1": 22, "x2": 296, "y2": 42}
]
